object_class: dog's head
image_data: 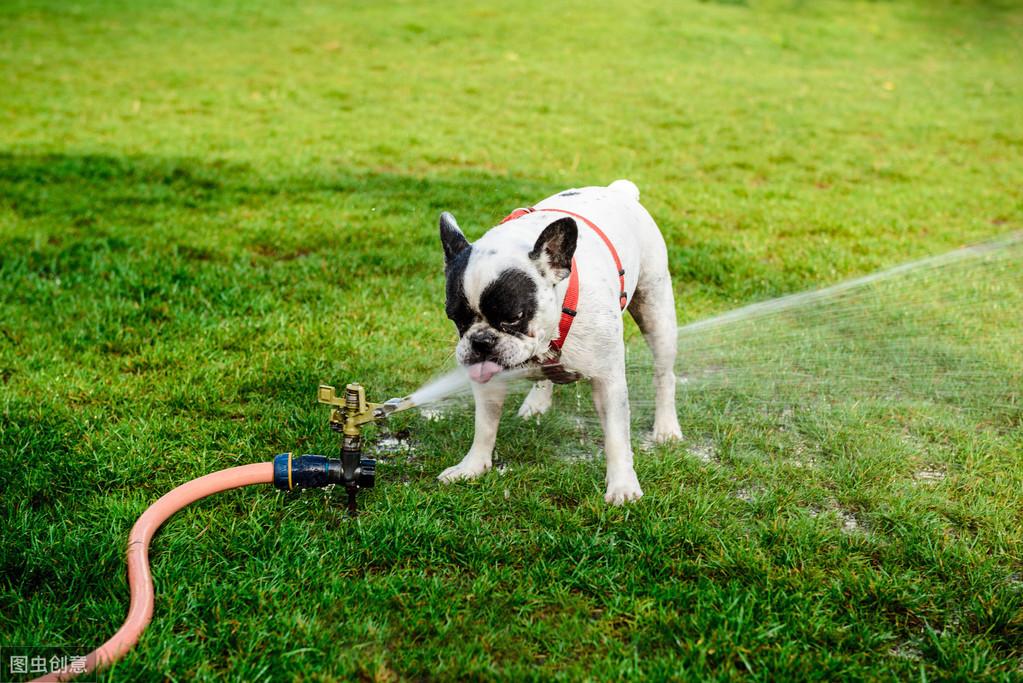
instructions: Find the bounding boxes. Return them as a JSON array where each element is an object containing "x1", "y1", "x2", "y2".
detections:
[{"x1": 439, "y1": 211, "x2": 577, "y2": 383}]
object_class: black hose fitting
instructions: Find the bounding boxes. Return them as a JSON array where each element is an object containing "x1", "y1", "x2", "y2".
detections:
[{"x1": 273, "y1": 453, "x2": 375, "y2": 496}]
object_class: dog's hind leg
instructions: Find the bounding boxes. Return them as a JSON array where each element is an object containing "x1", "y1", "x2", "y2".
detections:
[
  {"x1": 517, "y1": 380, "x2": 553, "y2": 420},
  {"x1": 629, "y1": 271, "x2": 683, "y2": 443}
]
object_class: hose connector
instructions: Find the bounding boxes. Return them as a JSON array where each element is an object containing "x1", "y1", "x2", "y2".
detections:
[{"x1": 272, "y1": 453, "x2": 375, "y2": 493}]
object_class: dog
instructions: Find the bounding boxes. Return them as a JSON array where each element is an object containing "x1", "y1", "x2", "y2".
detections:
[{"x1": 437, "y1": 180, "x2": 682, "y2": 504}]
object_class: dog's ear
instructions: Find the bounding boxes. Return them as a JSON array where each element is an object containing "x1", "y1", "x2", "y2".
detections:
[
  {"x1": 530, "y1": 216, "x2": 577, "y2": 282},
  {"x1": 439, "y1": 212, "x2": 470, "y2": 265}
]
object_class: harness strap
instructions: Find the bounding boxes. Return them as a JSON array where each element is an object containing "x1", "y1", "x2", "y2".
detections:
[
  {"x1": 550, "y1": 256, "x2": 578, "y2": 353},
  {"x1": 535, "y1": 208, "x2": 628, "y2": 311},
  {"x1": 500, "y1": 205, "x2": 627, "y2": 367}
]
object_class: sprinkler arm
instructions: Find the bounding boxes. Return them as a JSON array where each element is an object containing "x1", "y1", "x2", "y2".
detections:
[{"x1": 316, "y1": 384, "x2": 414, "y2": 424}]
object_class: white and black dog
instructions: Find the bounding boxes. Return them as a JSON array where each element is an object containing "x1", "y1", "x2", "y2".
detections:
[{"x1": 437, "y1": 180, "x2": 682, "y2": 504}]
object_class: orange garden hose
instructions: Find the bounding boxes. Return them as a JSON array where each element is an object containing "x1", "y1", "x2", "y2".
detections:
[{"x1": 32, "y1": 463, "x2": 275, "y2": 682}]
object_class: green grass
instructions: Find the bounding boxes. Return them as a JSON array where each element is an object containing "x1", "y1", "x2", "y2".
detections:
[{"x1": 2, "y1": 0, "x2": 1022, "y2": 680}]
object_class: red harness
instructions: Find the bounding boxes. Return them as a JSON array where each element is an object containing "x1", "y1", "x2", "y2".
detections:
[{"x1": 500, "y1": 206, "x2": 627, "y2": 381}]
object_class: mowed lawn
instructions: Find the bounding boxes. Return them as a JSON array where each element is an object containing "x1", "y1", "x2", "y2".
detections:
[{"x1": 2, "y1": 0, "x2": 1022, "y2": 680}]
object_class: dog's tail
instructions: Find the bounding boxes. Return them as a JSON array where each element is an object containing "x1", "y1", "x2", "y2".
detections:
[{"x1": 608, "y1": 179, "x2": 640, "y2": 202}]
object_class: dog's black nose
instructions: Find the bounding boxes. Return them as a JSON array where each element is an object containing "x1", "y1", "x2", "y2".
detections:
[{"x1": 470, "y1": 332, "x2": 497, "y2": 354}]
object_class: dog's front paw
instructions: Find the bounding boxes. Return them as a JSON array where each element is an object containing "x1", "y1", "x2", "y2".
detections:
[
  {"x1": 438, "y1": 457, "x2": 491, "y2": 483},
  {"x1": 517, "y1": 382, "x2": 553, "y2": 420},
  {"x1": 517, "y1": 395, "x2": 551, "y2": 420},
  {"x1": 652, "y1": 421, "x2": 683, "y2": 444},
  {"x1": 604, "y1": 470, "x2": 644, "y2": 505}
]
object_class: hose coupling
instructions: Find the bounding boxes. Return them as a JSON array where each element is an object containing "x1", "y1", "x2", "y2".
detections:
[{"x1": 272, "y1": 453, "x2": 375, "y2": 493}]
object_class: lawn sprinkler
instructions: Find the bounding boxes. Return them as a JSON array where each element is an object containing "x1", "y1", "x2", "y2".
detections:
[
  {"x1": 272, "y1": 383, "x2": 414, "y2": 515},
  {"x1": 33, "y1": 381, "x2": 416, "y2": 682}
]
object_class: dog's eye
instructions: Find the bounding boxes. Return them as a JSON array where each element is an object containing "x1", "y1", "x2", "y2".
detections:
[{"x1": 501, "y1": 314, "x2": 524, "y2": 332}]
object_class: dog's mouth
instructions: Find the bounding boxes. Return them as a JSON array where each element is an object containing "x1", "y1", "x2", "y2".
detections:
[
  {"x1": 464, "y1": 337, "x2": 552, "y2": 384},
  {"x1": 467, "y1": 357, "x2": 546, "y2": 384},
  {"x1": 467, "y1": 361, "x2": 503, "y2": 384}
]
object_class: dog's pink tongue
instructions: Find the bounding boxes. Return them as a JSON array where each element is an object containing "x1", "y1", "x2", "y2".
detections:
[{"x1": 468, "y1": 361, "x2": 502, "y2": 384}]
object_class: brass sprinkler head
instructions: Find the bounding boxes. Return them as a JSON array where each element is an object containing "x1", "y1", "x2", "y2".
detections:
[{"x1": 317, "y1": 383, "x2": 384, "y2": 435}]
